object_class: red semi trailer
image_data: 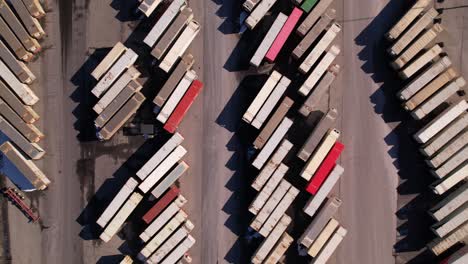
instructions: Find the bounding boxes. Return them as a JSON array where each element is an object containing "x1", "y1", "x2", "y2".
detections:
[{"x1": 142, "y1": 185, "x2": 180, "y2": 224}]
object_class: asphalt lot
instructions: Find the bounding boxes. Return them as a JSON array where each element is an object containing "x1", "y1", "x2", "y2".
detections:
[{"x1": 2, "y1": 0, "x2": 467, "y2": 263}]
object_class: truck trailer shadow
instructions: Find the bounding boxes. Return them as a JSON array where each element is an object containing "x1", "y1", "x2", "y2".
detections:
[{"x1": 110, "y1": 0, "x2": 142, "y2": 22}]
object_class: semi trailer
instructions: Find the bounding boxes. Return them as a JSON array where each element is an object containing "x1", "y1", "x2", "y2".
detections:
[{"x1": 250, "y1": 13, "x2": 287, "y2": 67}]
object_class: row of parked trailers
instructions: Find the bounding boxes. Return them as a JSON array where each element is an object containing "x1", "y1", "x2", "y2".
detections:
[
  {"x1": 89, "y1": 0, "x2": 202, "y2": 141},
  {"x1": 239, "y1": 0, "x2": 350, "y2": 262},
  {"x1": 0, "y1": 0, "x2": 50, "y2": 197},
  {"x1": 384, "y1": 0, "x2": 467, "y2": 258}
]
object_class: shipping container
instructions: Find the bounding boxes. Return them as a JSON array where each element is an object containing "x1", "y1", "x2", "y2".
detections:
[
  {"x1": 0, "y1": 40, "x2": 35, "y2": 84},
  {"x1": 300, "y1": 64, "x2": 340, "y2": 116},
  {"x1": 0, "y1": 16, "x2": 33, "y2": 61},
  {"x1": 301, "y1": 0, "x2": 318, "y2": 13},
  {"x1": 92, "y1": 49, "x2": 138, "y2": 97},
  {"x1": 0, "y1": 141, "x2": 49, "y2": 190},
  {"x1": 250, "y1": 163, "x2": 288, "y2": 215},
  {"x1": 385, "y1": 0, "x2": 431, "y2": 41},
  {"x1": 265, "y1": 8, "x2": 303, "y2": 62},
  {"x1": 140, "y1": 195, "x2": 187, "y2": 242},
  {"x1": 300, "y1": 196, "x2": 342, "y2": 248},
  {"x1": 137, "y1": 133, "x2": 184, "y2": 180},
  {"x1": 154, "y1": 54, "x2": 194, "y2": 110},
  {"x1": 91, "y1": 42, "x2": 127, "y2": 80},
  {"x1": 0, "y1": 98, "x2": 43, "y2": 142},
  {"x1": 264, "y1": 232, "x2": 293, "y2": 264},
  {"x1": 298, "y1": 108, "x2": 338, "y2": 161},
  {"x1": 299, "y1": 45, "x2": 340, "y2": 96},
  {"x1": 252, "y1": 76, "x2": 290, "y2": 129},
  {"x1": 427, "y1": 130, "x2": 467, "y2": 168},
  {"x1": 388, "y1": 8, "x2": 439, "y2": 56},
  {"x1": 96, "y1": 177, "x2": 139, "y2": 228},
  {"x1": 254, "y1": 97, "x2": 293, "y2": 149},
  {"x1": 159, "y1": 20, "x2": 200, "y2": 73},
  {"x1": 21, "y1": 0, "x2": 45, "y2": 18},
  {"x1": 138, "y1": 0, "x2": 161, "y2": 17},
  {"x1": 259, "y1": 186, "x2": 298, "y2": 236},
  {"x1": 313, "y1": 226, "x2": 347, "y2": 264},
  {"x1": 0, "y1": 116, "x2": 44, "y2": 159},
  {"x1": 398, "y1": 56, "x2": 452, "y2": 101},
  {"x1": 151, "y1": 7, "x2": 194, "y2": 60},
  {"x1": 297, "y1": 0, "x2": 334, "y2": 36},
  {"x1": 0, "y1": 59, "x2": 38, "y2": 105},
  {"x1": 252, "y1": 117, "x2": 293, "y2": 169},
  {"x1": 431, "y1": 203, "x2": 468, "y2": 238},
  {"x1": 428, "y1": 221, "x2": 468, "y2": 256},
  {"x1": 139, "y1": 145, "x2": 187, "y2": 193},
  {"x1": 303, "y1": 165, "x2": 344, "y2": 217},
  {"x1": 245, "y1": 0, "x2": 279, "y2": 29},
  {"x1": 431, "y1": 163, "x2": 467, "y2": 195},
  {"x1": 8, "y1": 0, "x2": 45, "y2": 39},
  {"x1": 97, "y1": 92, "x2": 145, "y2": 140},
  {"x1": 399, "y1": 44, "x2": 443, "y2": 79},
  {"x1": 100, "y1": 192, "x2": 143, "y2": 243},
  {"x1": 293, "y1": 8, "x2": 336, "y2": 59},
  {"x1": 149, "y1": 221, "x2": 194, "y2": 263},
  {"x1": 252, "y1": 139, "x2": 292, "y2": 191},
  {"x1": 152, "y1": 162, "x2": 189, "y2": 198},
  {"x1": 299, "y1": 22, "x2": 341, "y2": 73},
  {"x1": 143, "y1": 0, "x2": 185, "y2": 47},
  {"x1": 308, "y1": 218, "x2": 340, "y2": 257},
  {"x1": 0, "y1": 79, "x2": 38, "y2": 123},
  {"x1": 404, "y1": 68, "x2": 458, "y2": 111},
  {"x1": 243, "y1": 71, "x2": 282, "y2": 123},
  {"x1": 250, "y1": 13, "x2": 287, "y2": 67},
  {"x1": 431, "y1": 146, "x2": 467, "y2": 179},
  {"x1": 301, "y1": 129, "x2": 340, "y2": 181},
  {"x1": 391, "y1": 23, "x2": 444, "y2": 70},
  {"x1": 251, "y1": 215, "x2": 291, "y2": 264},
  {"x1": 414, "y1": 100, "x2": 467, "y2": 144},
  {"x1": 429, "y1": 182, "x2": 468, "y2": 221},
  {"x1": 95, "y1": 80, "x2": 142, "y2": 128},
  {"x1": 143, "y1": 186, "x2": 180, "y2": 224},
  {"x1": 160, "y1": 235, "x2": 196, "y2": 264}
]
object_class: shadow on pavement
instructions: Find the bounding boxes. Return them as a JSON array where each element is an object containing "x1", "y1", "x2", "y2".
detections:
[
  {"x1": 110, "y1": 0, "x2": 142, "y2": 22},
  {"x1": 212, "y1": 0, "x2": 243, "y2": 35},
  {"x1": 96, "y1": 254, "x2": 128, "y2": 264}
]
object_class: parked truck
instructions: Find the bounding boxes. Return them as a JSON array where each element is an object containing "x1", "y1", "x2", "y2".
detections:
[
  {"x1": 100, "y1": 192, "x2": 143, "y2": 242},
  {"x1": 159, "y1": 20, "x2": 200, "y2": 73},
  {"x1": 0, "y1": 40, "x2": 35, "y2": 84},
  {"x1": 95, "y1": 80, "x2": 142, "y2": 128},
  {"x1": 0, "y1": 17, "x2": 33, "y2": 61},
  {"x1": 411, "y1": 77, "x2": 465, "y2": 120},
  {"x1": 404, "y1": 67, "x2": 458, "y2": 111},
  {"x1": 259, "y1": 186, "x2": 298, "y2": 236},
  {"x1": 152, "y1": 7, "x2": 194, "y2": 60},
  {"x1": 264, "y1": 232, "x2": 293, "y2": 264},
  {"x1": 250, "y1": 13, "x2": 288, "y2": 67},
  {"x1": 431, "y1": 163, "x2": 467, "y2": 195},
  {"x1": 298, "y1": 108, "x2": 338, "y2": 161},
  {"x1": 301, "y1": 128, "x2": 340, "y2": 181},
  {"x1": 137, "y1": 133, "x2": 184, "y2": 180},
  {"x1": 299, "y1": 45, "x2": 340, "y2": 96},
  {"x1": 293, "y1": 9, "x2": 336, "y2": 59},
  {"x1": 244, "y1": 0, "x2": 279, "y2": 30},
  {"x1": 429, "y1": 182, "x2": 468, "y2": 221},
  {"x1": 138, "y1": 0, "x2": 161, "y2": 17},
  {"x1": 250, "y1": 164, "x2": 289, "y2": 215},
  {"x1": 0, "y1": 116, "x2": 44, "y2": 159},
  {"x1": 0, "y1": 59, "x2": 38, "y2": 105},
  {"x1": 154, "y1": 54, "x2": 195, "y2": 112},
  {"x1": 300, "y1": 196, "x2": 342, "y2": 247},
  {"x1": 300, "y1": 65, "x2": 340, "y2": 116},
  {"x1": 8, "y1": 0, "x2": 45, "y2": 39},
  {"x1": 399, "y1": 44, "x2": 443, "y2": 79},
  {"x1": 139, "y1": 145, "x2": 187, "y2": 194},
  {"x1": 243, "y1": 71, "x2": 282, "y2": 124},
  {"x1": 297, "y1": 0, "x2": 334, "y2": 36},
  {"x1": 251, "y1": 214, "x2": 291, "y2": 264},
  {"x1": 0, "y1": 98, "x2": 43, "y2": 142},
  {"x1": 388, "y1": 7, "x2": 439, "y2": 56},
  {"x1": 428, "y1": 221, "x2": 468, "y2": 256},
  {"x1": 413, "y1": 100, "x2": 468, "y2": 144},
  {"x1": 149, "y1": 221, "x2": 194, "y2": 263},
  {"x1": 304, "y1": 165, "x2": 344, "y2": 217},
  {"x1": 97, "y1": 92, "x2": 146, "y2": 140},
  {"x1": 91, "y1": 42, "x2": 127, "y2": 80},
  {"x1": 96, "y1": 177, "x2": 139, "y2": 228},
  {"x1": 143, "y1": 0, "x2": 185, "y2": 48},
  {"x1": 164, "y1": 79, "x2": 203, "y2": 133},
  {"x1": 252, "y1": 139, "x2": 293, "y2": 191},
  {"x1": 391, "y1": 23, "x2": 444, "y2": 70},
  {"x1": 252, "y1": 76, "x2": 290, "y2": 129},
  {"x1": 140, "y1": 195, "x2": 187, "y2": 243},
  {"x1": 0, "y1": 141, "x2": 49, "y2": 190},
  {"x1": 0, "y1": 80, "x2": 39, "y2": 123},
  {"x1": 431, "y1": 147, "x2": 467, "y2": 179},
  {"x1": 265, "y1": 8, "x2": 303, "y2": 63},
  {"x1": 308, "y1": 218, "x2": 340, "y2": 257},
  {"x1": 385, "y1": 0, "x2": 431, "y2": 41},
  {"x1": 299, "y1": 22, "x2": 341, "y2": 74},
  {"x1": 420, "y1": 112, "x2": 467, "y2": 157},
  {"x1": 427, "y1": 130, "x2": 467, "y2": 168},
  {"x1": 157, "y1": 70, "x2": 197, "y2": 124},
  {"x1": 254, "y1": 97, "x2": 293, "y2": 149},
  {"x1": 159, "y1": 234, "x2": 196, "y2": 264},
  {"x1": 398, "y1": 56, "x2": 452, "y2": 101},
  {"x1": 251, "y1": 179, "x2": 290, "y2": 231},
  {"x1": 151, "y1": 162, "x2": 189, "y2": 198},
  {"x1": 313, "y1": 226, "x2": 348, "y2": 264},
  {"x1": 143, "y1": 186, "x2": 180, "y2": 224},
  {"x1": 252, "y1": 117, "x2": 293, "y2": 169},
  {"x1": 431, "y1": 204, "x2": 468, "y2": 238}
]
